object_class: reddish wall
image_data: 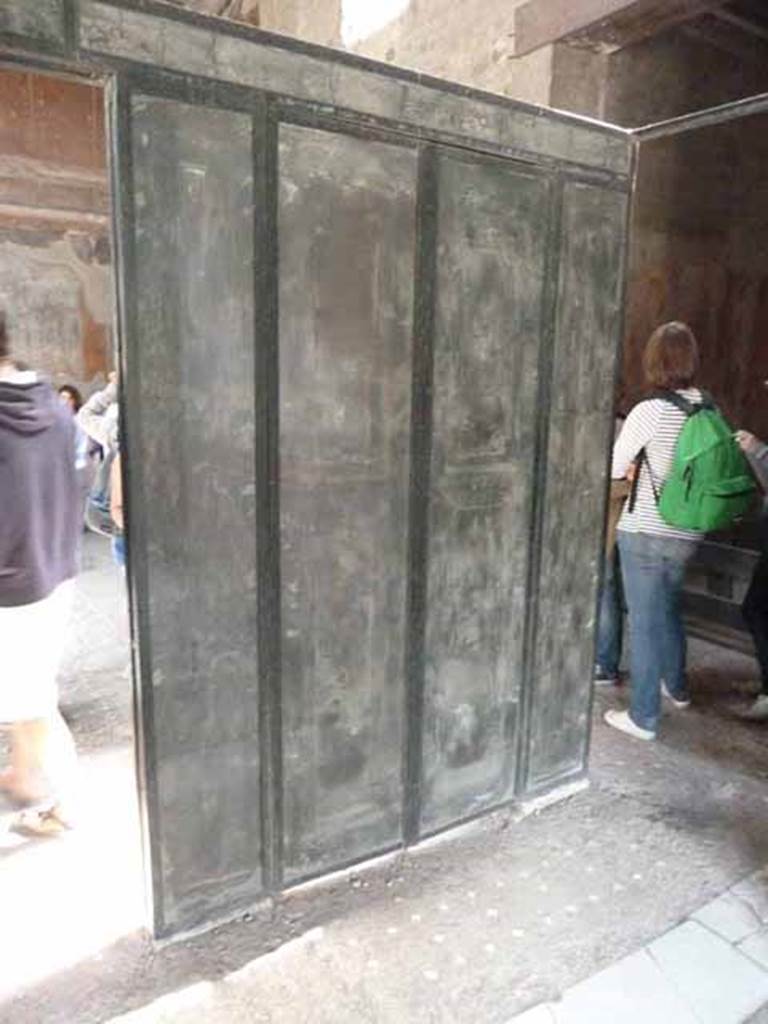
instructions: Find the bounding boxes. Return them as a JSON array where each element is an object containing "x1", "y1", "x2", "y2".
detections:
[{"x1": 0, "y1": 69, "x2": 112, "y2": 393}]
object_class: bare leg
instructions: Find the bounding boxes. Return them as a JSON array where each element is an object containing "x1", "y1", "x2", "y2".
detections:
[
  {"x1": 4, "y1": 722, "x2": 49, "y2": 802},
  {"x1": 7, "y1": 712, "x2": 77, "y2": 816}
]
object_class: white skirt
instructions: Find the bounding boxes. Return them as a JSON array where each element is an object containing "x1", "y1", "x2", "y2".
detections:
[{"x1": 0, "y1": 580, "x2": 74, "y2": 723}]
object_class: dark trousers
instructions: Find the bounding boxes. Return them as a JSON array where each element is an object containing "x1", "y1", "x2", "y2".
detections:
[
  {"x1": 743, "y1": 549, "x2": 768, "y2": 695},
  {"x1": 596, "y1": 548, "x2": 623, "y2": 676}
]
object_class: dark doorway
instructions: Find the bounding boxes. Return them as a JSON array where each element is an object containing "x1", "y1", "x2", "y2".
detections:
[{"x1": 629, "y1": 100, "x2": 768, "y2": 650}]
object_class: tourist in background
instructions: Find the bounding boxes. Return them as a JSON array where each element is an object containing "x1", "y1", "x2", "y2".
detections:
[
  {"x1": 595, "y1": 413, "x2": 630, "y2": 686},
  {"x1": 0, "y1": 312, "x2": 80, "y2": 835},
  {"x1": 78, "y1": 372, "x2": 124, "y2": 566},
  {"x1": 58, "y1": 382, "x2": 95, "y2": 523},
  {"x1": 605, "y1": 322, "x2": 703, "y2": 741},
  {"x1": 735, "y1": 427, "x2": 768, "y2": 720}
]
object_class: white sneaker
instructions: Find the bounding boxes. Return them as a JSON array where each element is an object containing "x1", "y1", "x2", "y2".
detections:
[
  {"x1": 743, "y1": 695, "x2": 768, "y2": 721},
  {"x1": 604, "y1": 708, "x2": 656, "y2": 741},
  {"x1": 661, "y1": 680, "x2": 691, "y2": 709}
]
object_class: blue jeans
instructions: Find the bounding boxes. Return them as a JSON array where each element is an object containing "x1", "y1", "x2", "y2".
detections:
[
  {"x1": 112, "y1": 534, "x2": 126, "y2": 569},
  {"x1": 618, "y1": 531, "x2": 697, "y2": 731},
  {"x1": 596, "y1": 548, "x2": 623, "y2": 677}
]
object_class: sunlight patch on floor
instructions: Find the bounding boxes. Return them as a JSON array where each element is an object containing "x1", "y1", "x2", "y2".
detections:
[{"x1": 0, "y1": 747, "x2": 144, "y2": 997}]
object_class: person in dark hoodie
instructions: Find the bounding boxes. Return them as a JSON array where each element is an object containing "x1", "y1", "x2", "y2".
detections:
[
  {"x1": 736, "y1": 427, "x2": 768, "y2": 720},
  {"x1": 0, "y1": 311, "x2": 81, "y2": 835}
]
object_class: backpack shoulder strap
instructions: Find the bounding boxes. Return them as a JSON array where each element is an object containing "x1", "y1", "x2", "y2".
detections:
[
  {"x1": 628, "y1": 448, "x2": 660, "y2": 513},
  {"x1": 627, "y1": 390, "x2": 686, "y2": 513},
  {"x1": 695, "y1": 389, "x2": 718, "y2": 412},
  {"x1": 644, "y1": 388, "x2": 698, "y2": 416}
]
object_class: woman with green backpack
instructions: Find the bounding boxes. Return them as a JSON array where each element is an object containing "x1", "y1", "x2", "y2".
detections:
[{"x1": 604, "y1": 322, "x2": 755, "y2": 741}]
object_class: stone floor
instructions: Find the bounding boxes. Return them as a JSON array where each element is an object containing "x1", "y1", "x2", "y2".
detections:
[
  {"x1": 511, "y1": 866, "x2": 768, "y2": 1023},
  {"x1": 1, "y1": 536, "x2": 768, "y2": 1023}
]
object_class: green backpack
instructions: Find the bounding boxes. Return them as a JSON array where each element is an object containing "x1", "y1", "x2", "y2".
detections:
[{"x1": 632, "y1": 391, "x2": 756, "y2": 532}]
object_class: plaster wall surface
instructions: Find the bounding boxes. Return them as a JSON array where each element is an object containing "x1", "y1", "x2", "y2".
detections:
[
  {"x1": 272, "y1": 0, "x2": 341, "y2": 47},
  {"x1": 172, "y1": 0, "x2": 341, "y2": 46},
  {"x1": 549, "y1": 43, "x2": 609, "y2": 120},
  {"x1": 348, "y1": 0, "x2": 554, "y2": 108}
]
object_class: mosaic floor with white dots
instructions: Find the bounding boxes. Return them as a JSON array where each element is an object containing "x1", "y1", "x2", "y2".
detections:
[{"x1": 3, "y1": 538, "x2": 768, "y2": 1024}]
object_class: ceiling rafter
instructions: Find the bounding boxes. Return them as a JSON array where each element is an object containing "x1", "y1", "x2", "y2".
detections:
[{"x1": 512, "y1": 0, "x2": 729, "y2": 56}]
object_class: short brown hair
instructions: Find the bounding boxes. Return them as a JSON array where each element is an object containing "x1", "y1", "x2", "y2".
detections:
[{"x1": 643, "y1": 321, "x2": 699, "y2": 389}]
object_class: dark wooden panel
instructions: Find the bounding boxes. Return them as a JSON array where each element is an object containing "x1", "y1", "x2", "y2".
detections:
[
  {"x1": 421, "y1": 154, "x2": 551, "y2": 830},
  {"x1": 130, "y1": 96, "x2": 260, "y2": 929},
  {"x1": 526, "y1": 181, "x2": 627, "y2": 790},
  {"x1": 0, "y1": 0, "x2": 64, "y2": 43},
  {"x1": 278, "y1": 125, "x2": 417, "y2": 879}
]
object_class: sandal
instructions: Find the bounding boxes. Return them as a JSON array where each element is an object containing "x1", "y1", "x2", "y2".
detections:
[{"x1": 12, "y1": 806, "x2": 75, "y2": 838}]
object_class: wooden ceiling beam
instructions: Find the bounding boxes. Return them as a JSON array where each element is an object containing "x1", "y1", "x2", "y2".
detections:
[
  {"x1": 514, "y1": 0, "x2": 640, "y2": 56},
  {"x1": 512, "y1": 0, "x2": 727, "y2": 56}
]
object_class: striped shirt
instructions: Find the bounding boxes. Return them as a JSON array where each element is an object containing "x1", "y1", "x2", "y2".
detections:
[{"x1": 611, "y1": 388, "x2": 703, "y2": 542}]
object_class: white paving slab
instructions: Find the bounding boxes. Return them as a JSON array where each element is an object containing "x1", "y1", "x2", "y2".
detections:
[
  {"x1": 550, "y1": 950, "x2": 698, "y2": 1024},
  {"x1": 649, "y1": 920, "x2": 768, "y2": 1024},
  {"x1": 692, "y1": 892, "x2": 763, "y2": 943},
  {"x1": 509, "y1": 1004, "x2": 557, "y2": 1024},
  {"x1": 741, "y1": 929, "x2": 768, "y2": 972}
]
